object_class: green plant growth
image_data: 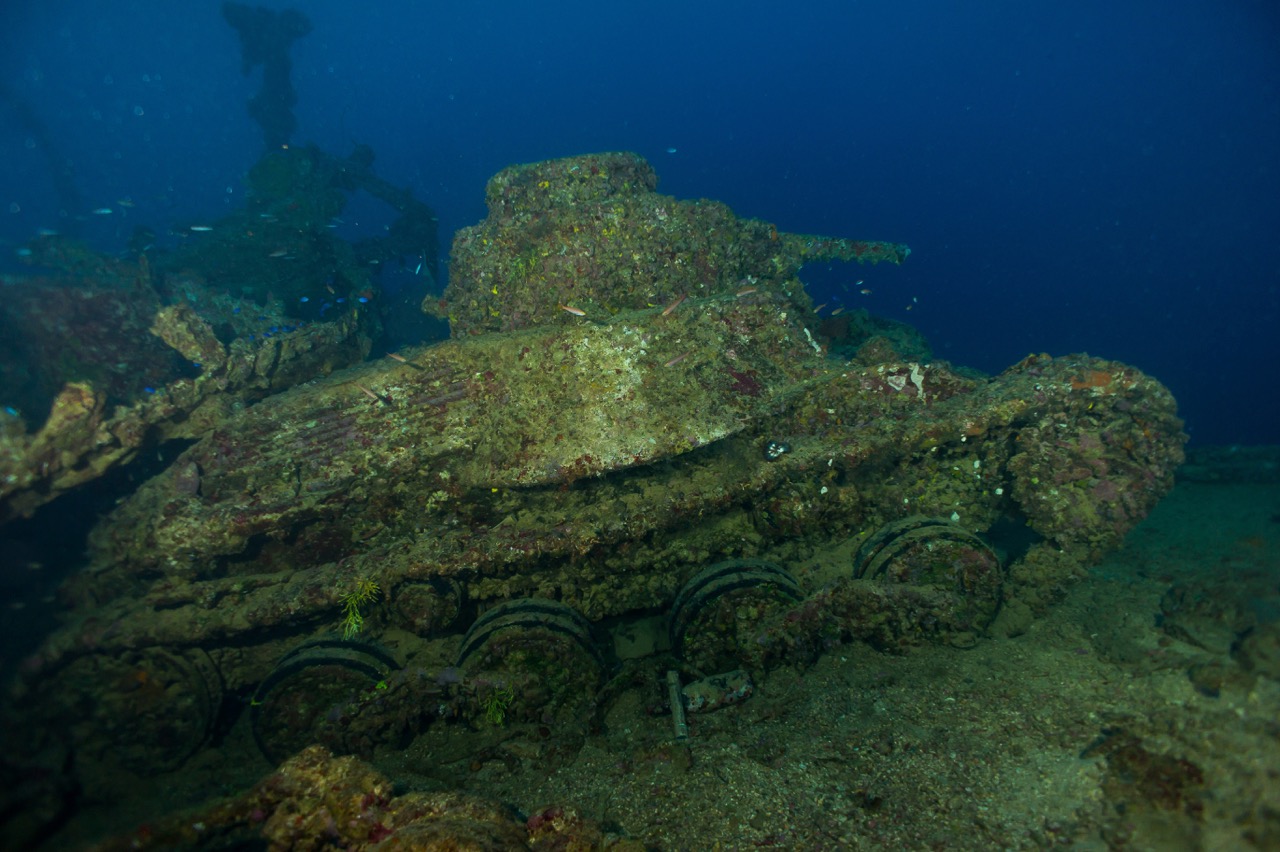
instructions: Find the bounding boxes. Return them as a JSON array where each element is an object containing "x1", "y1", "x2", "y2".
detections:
[
  {"x1": 339, "y1": 577, "x2": 380, "y2": 640},
  {"x1": 482, "y1": 683, "x2": 516, "y2": 727}
]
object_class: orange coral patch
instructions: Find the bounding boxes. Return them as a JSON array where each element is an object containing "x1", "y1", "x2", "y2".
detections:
[{"x1": 1071, "y1": 370, "x2": 1113, "y2": 391}]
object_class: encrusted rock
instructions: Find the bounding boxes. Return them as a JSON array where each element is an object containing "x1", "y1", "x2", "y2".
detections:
[{"x1": 433, "y1": 151, "x2": 909, "y2": 336}]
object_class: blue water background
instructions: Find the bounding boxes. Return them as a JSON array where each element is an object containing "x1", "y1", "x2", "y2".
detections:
[{"x1": 2, "y1": 0, "x2": 1277, "y2": 446}]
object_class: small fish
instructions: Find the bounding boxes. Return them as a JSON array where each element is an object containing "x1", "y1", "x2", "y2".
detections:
[
  {"x1": 386, "y1": 352, "x2": 424, "y2": 370},
  {"x1": 268, "y1": 248, "x2": 289, "y2": 258},
  {"x1": 414, "y1": 262, "x2": 422, "y2": 275},
  {"x1": 831, "y1": 307, "x2": 845, "y2": 316},
  {"x1": 859, "y1": 288, "x2": 873, "y2": 295},
  {"x1": 36, "y1": 228, "x2": 59, "y2": 237},
  {"x1": 560, "y1": 304, "x2": 586, "y2": 316},
  {"x1": 92, "y1": 207, "x2": 113, "y2": 215},
  {"x1": 666, "y1": 147, "x2": 678, "y2": 154},
  {"x1": 661, "y1": 293, "x2": 686, "y2": 316},
  {"x1": 664, "y1": 351, "x2": 690, "y2": 367},
  {"x1": 354, "y1": 383, "x2": 386, "y2": 403},
  {"x1": 814, "y1": 303, "x2": 827, "y2": 313},
  {"x1": 189, "y1": 225, "x2": 213, "y2": 232},
  {"x1": 117, "y1": 197, "x2": 135, "y2": 208},
  {"x1": 736, "y1": 287, "x2": 758, "y2": 297}
]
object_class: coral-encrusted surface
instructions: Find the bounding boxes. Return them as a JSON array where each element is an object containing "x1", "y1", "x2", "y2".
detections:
[
  {"x1": 0, "y1": 287, "x2": 375, "y2": 523},
  {"x1": 996, "y1": 361, "x2": 1188, "y2": 559},
  {"x1": 86, "y1": 745, "x2": 635, "y2": 851},
  {"x1": 0, "y1": 271, "x2": 184, "y2": 412},
  {"x1": 434, "y1": 151, "x2": 909, "y2": 336},
  {"x1": 31, "y1": 321, "x2": 1182, "y2": 680},
  {"x1": 16, "y1": 159, "x2": 1184, "y2": 718},
  {"x1": 82, "y1": 290, "x2": 822, "y2": 582}
]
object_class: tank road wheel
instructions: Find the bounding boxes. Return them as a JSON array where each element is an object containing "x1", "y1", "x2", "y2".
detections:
[
  {"x1": 34, "y1": 648, "x2": 223, "y2": 774},
  {"x1": 854, "y1": 516, "x2": 1005, "y2": 637},
  {"x1": 455, "y1": 598, "x2": 603, "y2": 729},
  {"x1": 251, "y1": 637, "x2": 400, "y2": 764},
  {"x1": 394, "y1": 577, "x2": 464, "y2": 637},
  {"x1": 669, "y1": 559, "x2": 804, "y2": 674}
]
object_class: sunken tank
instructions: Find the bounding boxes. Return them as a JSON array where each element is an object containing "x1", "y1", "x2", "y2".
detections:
[{"x1": 9, "y1": 153, "x2": 1184, "y2": 776}]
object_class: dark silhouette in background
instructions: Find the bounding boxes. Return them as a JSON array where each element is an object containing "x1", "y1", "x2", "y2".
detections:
[
  {"x1": 0, "y1": 79, "x2": 82, "y2": 227},
  {"x1": 221, "y1": 2, "x2": 312, "y2": 151}
]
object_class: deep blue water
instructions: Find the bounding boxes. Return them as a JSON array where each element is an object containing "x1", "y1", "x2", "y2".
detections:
[{"x1": 2, "y1": 0, "x2": 1277, "y2": 446}]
